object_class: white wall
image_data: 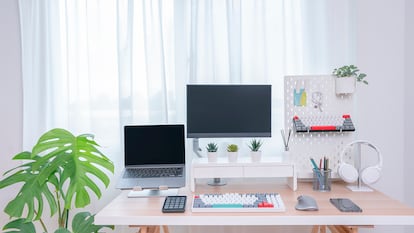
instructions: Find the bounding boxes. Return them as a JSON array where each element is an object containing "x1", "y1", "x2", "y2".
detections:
[
  {"x1": 356, "y1": 0, "x2": 405, "y2": 198},
  {"x1": 356, "y1": 0, "x2": 407, "y2": 232},
  {"x1": 0, "y1": 0, "x2": 23, "y2": 228},
  {"x1": 404, "y1": 0, "x2": 414, "y2": 209},
  {"x1": 405, "y1": 0, "x2": 414, "y2": 228},
  {"x1": 0, "y1": 0, "x2": 412, "y2": 232}
]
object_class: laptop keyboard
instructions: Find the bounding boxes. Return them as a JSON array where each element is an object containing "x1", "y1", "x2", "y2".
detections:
[{"x1": 124, "y1": 167, "x2": 183, "y2": 178}]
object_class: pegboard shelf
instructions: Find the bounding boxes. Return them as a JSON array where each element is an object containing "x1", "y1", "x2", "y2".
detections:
[
  {"x1": 284, "y1": 75, "x2": 356, "y2": 178},
  {"x1": 292, "y1": 115, "x2": 355, "y2": 133}
]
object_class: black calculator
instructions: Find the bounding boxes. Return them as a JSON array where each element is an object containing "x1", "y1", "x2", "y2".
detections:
[{"x1": 162, "y1": 196, "x2": 187, "y2": 213}]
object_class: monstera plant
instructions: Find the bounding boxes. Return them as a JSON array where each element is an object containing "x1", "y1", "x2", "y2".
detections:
[{"x1": 0, "y1": 128, "x2": 115, "y2": 233}]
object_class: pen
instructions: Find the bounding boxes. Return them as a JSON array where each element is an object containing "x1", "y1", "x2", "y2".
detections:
[
  {"x1": 326, "y1": 158, "x2": 329, "y2": 171},
  {"x1": 310, "y1": 157, "x2": 323, "y2": 188},
  {"x1": 310, "y1": 157, "x2": 323, "y2": 177}
]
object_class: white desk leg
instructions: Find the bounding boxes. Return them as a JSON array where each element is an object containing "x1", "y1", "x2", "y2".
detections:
[
  {"x1": 287, "y1": 166, "x2": 297, "y2": 191},
  {"x1": 287, "y1": 177, "x2": 297, "y2": 191}
]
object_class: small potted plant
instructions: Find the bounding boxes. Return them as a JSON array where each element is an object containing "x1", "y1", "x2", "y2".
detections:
[
  {"x1": 248, "y1": 139, "x2": 263, "y2": 162},
  {"x1": 226, "y1": 144, "x2": 239, "y2": 162},
  {"x1": 206, "y1": 142, "x2": 219, "y2": 162},
  {"x1": 332, "y1": 65, "x2": 367, "y2": 94}
]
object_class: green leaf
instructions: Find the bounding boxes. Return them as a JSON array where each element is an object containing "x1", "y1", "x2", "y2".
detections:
[
  {"x1": 0, "y1": 128, "x2": 114, "y2": 223},
  {"x1": 71, "y1": 212, "x2": 114, "y2": 233},
  {"x1": 3, "y1": 218, "x2": 36, "y2": 233},
  {"x1": 12, "y1": 151, "x2": 32, "y2": 160},
  {"x1": 333, "y1": 65, "x2": 368, "y2": 85},
  {"x1": 34, "y1": 129, "x2": 113, "y2": 209},
  {"x1": 248, "y1": 139, "x2": 263, "y2": 152},
  {"x1": 54, "y1": 228, "x2": 71, "y2": 233},
  {"x1": 0, "y1": 162, "x2": 58, "y2": 221},
  {"x1": 359, "y1": 73, "x2": 367, "y2": 78},
  {"x1": 2, "y1": 152, "x2": 33, "y2": 176}
]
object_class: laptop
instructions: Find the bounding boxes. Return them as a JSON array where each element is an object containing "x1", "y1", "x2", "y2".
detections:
[{"x1": 117, "y1": 124, "x2": 186, "y2": 190}]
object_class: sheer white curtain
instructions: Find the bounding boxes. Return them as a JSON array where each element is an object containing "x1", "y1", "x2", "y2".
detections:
[
  {"x1": 184, "y1": 0, "x2": 355, "y2": 157},
  {"x1": 18, "y1": 0, "x2": 354, "y2": 232}
]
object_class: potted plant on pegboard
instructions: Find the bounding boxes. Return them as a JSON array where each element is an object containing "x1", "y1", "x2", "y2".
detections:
[{"x1": 333, "y1": 65, "x2": 368, "y2": 94}]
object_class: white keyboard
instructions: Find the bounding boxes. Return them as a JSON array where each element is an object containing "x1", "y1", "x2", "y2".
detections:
[{"x1": 191, "y1": 192, "x2": 286, "y2": 212}]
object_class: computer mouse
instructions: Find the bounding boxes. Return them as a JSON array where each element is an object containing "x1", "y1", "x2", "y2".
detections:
[{"x1": 295, "y1": 195, "x2": 319, "y2": 211}]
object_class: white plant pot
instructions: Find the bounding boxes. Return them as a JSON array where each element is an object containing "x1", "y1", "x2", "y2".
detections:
[
  {"x1": 250, "y1": 151, "x2": 262, "y2": 162},
  {"x1": 207, "y1": 152, "x2": 218, "y2": 163},
  {"x1": 335, "y1": 76, "x2": 356, "y2": 94},
  {"x1": 227, "y1": 152, "x2": 238, "y2": 162}
]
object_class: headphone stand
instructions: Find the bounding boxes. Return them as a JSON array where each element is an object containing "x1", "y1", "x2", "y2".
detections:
[
  {"x1": 346, "y1": 178, "x2": 373, "y2": 192},
  {"x1": 346, "y1": 143, "x2": 374, "y2": 192}
]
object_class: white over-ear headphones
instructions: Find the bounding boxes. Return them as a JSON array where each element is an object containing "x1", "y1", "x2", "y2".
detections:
[{"x1": 338, "y1": 140, "x2": 383, "y2": 185}]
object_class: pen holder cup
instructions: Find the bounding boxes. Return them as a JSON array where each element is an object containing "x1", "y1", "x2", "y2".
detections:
[{"x1": 313, "y1": 169, "x2": 331, "y2": 192}]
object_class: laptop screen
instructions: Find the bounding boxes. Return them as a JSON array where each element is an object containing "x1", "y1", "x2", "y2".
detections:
[{"x1": 124, "y1": 125, "x2": 185, "y2": 166}]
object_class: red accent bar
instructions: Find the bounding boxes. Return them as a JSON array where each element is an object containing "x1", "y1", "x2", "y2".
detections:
[{"x1": 310, "y1": 126, "x2": 336, "y2": 131}]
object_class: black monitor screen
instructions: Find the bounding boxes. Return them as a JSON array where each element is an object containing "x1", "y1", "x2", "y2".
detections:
[{"x1": 186, "y1": 85, "x2": 271, "y2": 138}]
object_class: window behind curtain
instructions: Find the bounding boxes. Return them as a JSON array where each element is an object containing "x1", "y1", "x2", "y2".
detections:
[{"x1": 19, "y1": 1, "x2": 355, "y2": 226}]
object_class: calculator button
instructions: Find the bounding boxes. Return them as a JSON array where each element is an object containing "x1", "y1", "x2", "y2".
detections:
[{"x1": 162, "y1": 196, "x2": 186, "y2": 213}]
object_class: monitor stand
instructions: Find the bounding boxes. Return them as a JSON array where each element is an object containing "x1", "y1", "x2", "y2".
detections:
[
  {"x1": 192, "y1": 138, "x2": 203, "y2": 158},
  {"x1": 193, "y1": 138, "x2": 227, "y2": 187},
  {"x1": 208, "y1": 178, "x2": 227, "y2": 186}
]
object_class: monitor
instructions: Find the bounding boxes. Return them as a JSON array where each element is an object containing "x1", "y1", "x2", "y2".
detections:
[{"x1": 186, "y1": 84, "x2": 271, "y2": 138}]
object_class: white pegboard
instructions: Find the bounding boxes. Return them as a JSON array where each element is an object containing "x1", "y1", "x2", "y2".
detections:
[{"x1": 284, "y1": 75, "x2": 356, "y2": 178}]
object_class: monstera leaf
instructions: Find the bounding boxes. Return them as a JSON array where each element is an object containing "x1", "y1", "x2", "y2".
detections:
[
  {"x1": 2, "y1": 218, "x2": 36, "y2": 233},
  {"x1": 0, "y1": 128, "x2": 115, "y2": 232},
  {"x1": 0, "y1": 152, "x2": 58, "y2": 221},
  {"x1": 71, "y1": 212, "x2": 114, "y2": 233},
  {"x1": 30, "y1": 128, "x2": 114, "y2": 209},
  {"x1": 53, "y1": 212, "x2": 113, "y2": 233}
]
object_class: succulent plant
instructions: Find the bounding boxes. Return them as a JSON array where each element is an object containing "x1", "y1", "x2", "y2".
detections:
[
  {"x1": 206, "y1": 142, "x2": 218, "y2": 152},
  {"x1": 227, "y1": 144, "x2": 239, "y2": 152},
  {"x1": 248, "y1": 139, "x2": 263, "y2": 152}
]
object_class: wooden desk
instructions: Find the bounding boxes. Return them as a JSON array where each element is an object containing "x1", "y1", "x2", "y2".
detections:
[{"x1": 95, "y1": 180, "x2": 414, "y2": 231}]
